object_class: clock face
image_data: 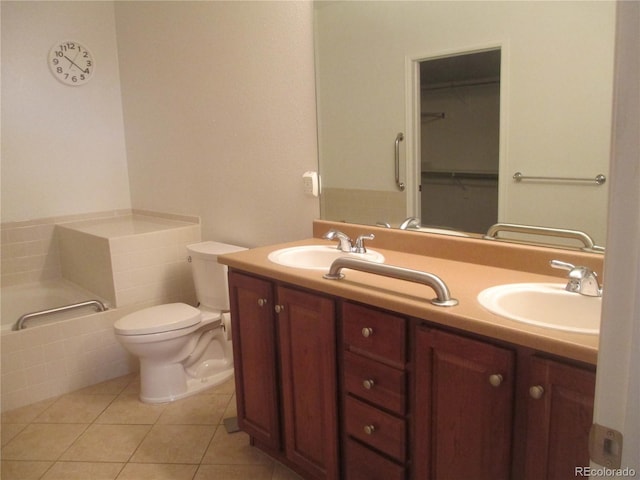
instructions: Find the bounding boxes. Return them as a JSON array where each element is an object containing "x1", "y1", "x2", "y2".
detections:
[{"x1": 48, "y1": 41, "x2": 94, "y2": 86}]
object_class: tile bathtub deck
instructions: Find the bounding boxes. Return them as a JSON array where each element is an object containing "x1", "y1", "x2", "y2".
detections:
[{"x1": 0, "y1": 374, "x2": 303, "y2": 480}]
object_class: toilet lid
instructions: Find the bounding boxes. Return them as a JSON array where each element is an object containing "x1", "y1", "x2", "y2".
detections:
[{"x1": 114, "y1": 303, "x2": 201, "y2": 335}]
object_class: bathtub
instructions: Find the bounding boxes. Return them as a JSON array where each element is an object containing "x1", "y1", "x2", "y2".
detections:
[
  {"x1": 0, "y1": 211, "x2": 200, "y2": 411},
  {"x1": 0, "y1": 281, "x2": 138, "y2": 412},
  {"x1": 1, "y1": 279, "x2": 108, "y2": 332}
]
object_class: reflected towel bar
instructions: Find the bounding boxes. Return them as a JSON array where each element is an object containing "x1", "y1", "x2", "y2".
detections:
[
  {"x1": 513, "y1": 172, "x2": 606, "y2": 185},
  {"x1": 484, "y1": 223, "x2": 604, "y2": 252}
]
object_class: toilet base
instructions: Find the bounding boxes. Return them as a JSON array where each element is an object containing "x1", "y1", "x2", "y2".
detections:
[
  {"x1": 139, "y1": 362, "x2": 234, "y2": 404},
  {"x1": 138, "y1": 328, "x2": 234, "y2": 404}
]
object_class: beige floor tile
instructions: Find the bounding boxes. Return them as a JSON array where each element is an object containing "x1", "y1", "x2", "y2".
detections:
[
  {"x1": 61, "y1": 424, "x2": 150, "y2": 463},
  {"x1": 194, "y1": 464, "x2": 273, "y2": 480},
  {"x1": 41, "y1": 461, "x2": 124, "y2": 480},
  {"x1": 222, "y1": 394, "x2": 238, "y2": 422},
  {"x1": 157, "y1": 393, "x2": 232, "y2": 425},
  {"x1": 201, "y1": 428, "x2": 273, "y2": 466},
  {"x1": 95, "y1": 393, "x2": 166, "y2": 425},
  {"x1": 75, "y1": 373, "x2": 137, "y2": 395},
  {"x1": 0, "y1": 460, "x2": 53, "y2": 480},
  {"x1": 1, "y1": 422, "x2": 28, "y2": 446},
  {"x1": 120, "y1": 377, "x2": 141, "y2": 396},
  {"x1": 1, "y1": 423, "x2": 87, "y2": 461},
  {"x1": 116, "y1": 462, "x2": 198, "y2": 480},
  {"x1": 1, "y1": 397, "x2": 58, "y2": 424},
  {"x1": 34, "y1": 393, "x2": 116, "y2": 423},
  {"x1": 205, "y1": 376, "x2": 236, "y2": 395},
  {"x1": 130, "y1": 424, "x2": 215, "y2": 464},
  {"x1": 273, "y1": 462, "x2": 305, "y2": 480}
]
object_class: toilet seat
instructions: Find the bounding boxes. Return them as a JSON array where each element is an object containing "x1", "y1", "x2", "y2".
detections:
[{"x1": 114, "y1": 303, "x2": 201, "y2": 336}]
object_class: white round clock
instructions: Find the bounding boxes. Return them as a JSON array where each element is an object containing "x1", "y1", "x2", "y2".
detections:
[{"x1": 48, "y1": 40, "x2": 94, "y2": 86}]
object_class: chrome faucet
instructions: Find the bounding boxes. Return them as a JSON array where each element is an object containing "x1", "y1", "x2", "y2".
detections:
[
  {"x1": 323, "y1": 229, "x2": 353, "y2": 252},
  {"x1": 399, "y1": 217, "x2": 421, "y2": 230},
  {"x1": 323, "y1": 230, "x2": 375, "y2": 254},
  {"x1": 550, "y1": 260, "x2": 602, "y2": 297}
]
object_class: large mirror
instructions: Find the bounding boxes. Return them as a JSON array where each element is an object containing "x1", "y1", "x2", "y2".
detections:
[{"x1": 314, "y1": 1, "x2": 616, "y2": 249}]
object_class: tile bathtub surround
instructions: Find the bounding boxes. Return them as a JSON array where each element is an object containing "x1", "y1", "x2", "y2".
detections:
[
  {"x1": 1, "y1": 210, "x2": 132, "y2": 287},
  {"x1": 0, "y1": 308, "x2": 138, "y2": 413},
  {"x1": 0, "y1": 374, "x2": 303, "y2": 480}
]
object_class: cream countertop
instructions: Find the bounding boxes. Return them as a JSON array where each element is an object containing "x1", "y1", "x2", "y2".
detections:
[{"x1": 219, "y1": 236, "x2": 599, "y2": 366}]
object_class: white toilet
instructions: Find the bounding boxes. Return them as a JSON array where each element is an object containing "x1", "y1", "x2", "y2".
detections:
[{"x1": 114, "y1": 241, "x2": 246, "y2": 403}]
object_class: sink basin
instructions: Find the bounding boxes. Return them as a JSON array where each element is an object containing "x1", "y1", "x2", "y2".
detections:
[
  {"x1": 477, "y1": 283, "x2": 601, "y2": 334},
  {"x1": 268, "y1": 245, "x2": 384, "y2": 270}
]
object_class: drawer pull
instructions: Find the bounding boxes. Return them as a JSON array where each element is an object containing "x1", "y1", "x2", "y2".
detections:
[
  {"x1": 529, "y1": 385, "x2": 545, "y2": 400},
  {"x1": 275, "y1": 305, "x2": 284, "y2": 313},
  {"x1": 363, "y1": 379, "x2": 375, "y2": 390},
  {"x1": 363, "y1": 424, "x2": 376, "y2": 435},
  {"x1": 257, "y1": 298, "x2": 267, "y2": 307},
  {"x1": 361, "y1": 327, "x2": 374, "y2": 338},
  {"x1": 489, "y1": 374, "x2": 503, "y2": 387}
]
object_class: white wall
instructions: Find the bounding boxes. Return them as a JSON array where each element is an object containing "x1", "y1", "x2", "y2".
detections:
[
  {"x1": 2, "y1": 1, "x2": 319, "y2": 248},
  {"x1": 114, "y1": 1, "x2": 319, "y2": 248},
  {"x1": 1, "y1": 1, "x2": 131, "y2": 222},
  {"x1": 594, "y1": 1, "x2": 640, "y2": 475}
]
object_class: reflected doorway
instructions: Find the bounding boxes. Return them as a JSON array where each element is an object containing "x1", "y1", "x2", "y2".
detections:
[{"x1": 419, "y1": 49, "x2": 501, "y2": 234}]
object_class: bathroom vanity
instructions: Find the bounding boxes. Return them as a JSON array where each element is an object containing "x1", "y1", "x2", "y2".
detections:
[{"x1": 220, "y1": 221, "x2": 600, "y2": 480}]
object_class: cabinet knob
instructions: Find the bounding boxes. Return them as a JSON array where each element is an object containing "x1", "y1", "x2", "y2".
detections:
[
  {"x1": 489, "y1": 374, "x2": 503, "y2": 387},
  {"x1": 275, "y1": 305, "x2": 284, "y2": 313},
  {"x1": 363, "y1": 379, "x2": 375, "y2": 390},
  {"x1": 361, "y1": 327, "x2": 374, "y2": 338},
  {"x1": 257, "y1": 298, "x2": 267, "y2": 307},
  {"x1": 363, "y1": 424, "x2": 376, "y2": 435},
  {"x1": 529, "y1": 385, "x2": 545, "y2": 400}
]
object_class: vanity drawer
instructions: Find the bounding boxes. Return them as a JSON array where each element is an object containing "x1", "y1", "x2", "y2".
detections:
[
  {"x1": 342, "y1": 302, "x2": 406, "y2": 367},
  {"x1": 345, "y1": 396, "x2": 406, "y2": 462},
  {"x1": 344, "y1": 351, "x2": 406, "y2": 415},
  {"x1": 344, "y1": 438, "x2": 405, "y2": 480}
]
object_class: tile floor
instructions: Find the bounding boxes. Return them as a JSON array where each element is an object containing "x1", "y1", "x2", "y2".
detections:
[{"x1": 1, "y1": 374, "x2": 304, "y2": 480}]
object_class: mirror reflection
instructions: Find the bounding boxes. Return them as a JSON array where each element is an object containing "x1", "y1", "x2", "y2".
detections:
[
  {"x1": 315, "y1": 1, "x2": 615, "y2": 248},
  {"x1": 420, "y1": 49, "x2": 500, "y2": 233}
]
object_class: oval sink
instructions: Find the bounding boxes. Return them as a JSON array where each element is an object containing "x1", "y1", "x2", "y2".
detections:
[
  {"x1": 268, "y1": 245, "x2": 384, "y2": 270},
  {"x1": 477, "y1": 283, "x2": 601, "y2": 334}
]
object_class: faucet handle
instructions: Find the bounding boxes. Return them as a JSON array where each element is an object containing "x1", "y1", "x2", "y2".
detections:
[
  {"x1": 353, "y1": 234, "x2": 375, "y2": 254},
  {"x1": 550, "y1": 259, "x2": 575, "y2": 271},
  {"x1": 550, "y1": 260, "x2": 602, "y2": 297}
]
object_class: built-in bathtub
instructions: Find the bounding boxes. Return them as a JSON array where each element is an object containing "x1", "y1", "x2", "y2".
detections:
[
  {"x1": 1, "y1": 279, "x2": 108, "y2": 332},
  {"x1": 0, "y1": 210, "x2": 201, "y2": 412}
]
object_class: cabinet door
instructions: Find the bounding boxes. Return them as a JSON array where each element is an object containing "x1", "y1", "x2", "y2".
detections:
[
  {"x1": 277, "y1": 286, "x2": 339, "y2": 480},
  {"x1": 524, "y1": 357, "x2": 595, "y2": 480},
  {"x1": 228, "y1": 271, "x2": 281, "y2": 450},
  {"x1": 414, "y1": 327, "x2": 515, "y2": 480}
]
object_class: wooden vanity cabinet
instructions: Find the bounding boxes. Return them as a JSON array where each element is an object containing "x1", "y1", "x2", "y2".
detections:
[
  {"x1": 341, "y1": 302, "x2": 409, "y2": 480},
  {"x1": 229, "y1": 269, "x2": 595, "y2": 480},
  {"x1": 228, "y1": 271, "x2": 339, "y2": 480},
  {"x1": 228, "y1": 270, "x2": 280, "y2": 450},
  {"x1": 413, "y1": 325, "x2": 596, "y2": 480},
  {"x1": 414, "y1": 325, "x2": 516, "y2": 480},
  {"x1": 520, "y1": 356, "x2": 596, "y2": 480}
]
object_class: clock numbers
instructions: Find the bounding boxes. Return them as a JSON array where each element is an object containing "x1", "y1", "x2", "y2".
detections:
[{"x1": 48, "y1": 40, "x2": 95, "y2": 86}]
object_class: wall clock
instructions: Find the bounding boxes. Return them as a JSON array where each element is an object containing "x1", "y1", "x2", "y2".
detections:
[{"x1": 48, "y1": 40, "x2": 94, "y2": 86}]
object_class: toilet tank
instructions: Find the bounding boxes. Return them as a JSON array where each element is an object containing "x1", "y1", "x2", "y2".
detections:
[{"x1": 186, "y1": 241, "x2": 247, "y2": 311}]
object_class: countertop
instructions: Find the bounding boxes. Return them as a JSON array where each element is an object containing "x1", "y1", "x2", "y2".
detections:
[{"x1": 219, "y1": 235, "x2": 599, "y2": 366}]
